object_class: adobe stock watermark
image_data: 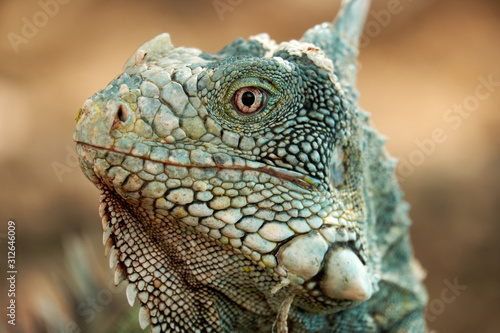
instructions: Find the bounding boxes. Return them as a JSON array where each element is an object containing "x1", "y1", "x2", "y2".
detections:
[
  {"x1": 360, "y1": 0, "x2": 408, "y2": 49},
  {"x1": 76, "y1": 277, "x2": 127, "y2": 324},
  {"x1": 396, "y1": 72, "x2": 500, "y2": 182},
  {"x1": 426, "y1": 278, "x2": 467, "y2": 322},
  {"x1": 213, "y1": 0, "x2": 410, "y2": 39},
  {"x1": 212, "y1": 0, "x2": 246, "y2": 21},
  {"x1": 52, "y1": 145, "x2": 79, "y2": 182},
  {"x1": 7, "y1": 0, "x2": 74, "y2": 54},
  {"x1": 40, "y1": 273, "x2": 128, "y2": 332}
]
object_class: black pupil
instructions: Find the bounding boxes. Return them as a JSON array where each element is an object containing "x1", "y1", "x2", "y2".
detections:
[{"x1": 241, "y1": 91, "x2": 255, "y2": 107}]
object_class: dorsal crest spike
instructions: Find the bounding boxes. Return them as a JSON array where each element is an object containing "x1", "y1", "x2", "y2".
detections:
[{"x1": 334, "y1": 0, "x2": 371, "y2": 52}]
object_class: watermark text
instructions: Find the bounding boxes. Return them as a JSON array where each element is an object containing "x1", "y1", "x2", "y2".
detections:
[{"x1": 6, "y1": 221, "x2": 17, "y2": 326}]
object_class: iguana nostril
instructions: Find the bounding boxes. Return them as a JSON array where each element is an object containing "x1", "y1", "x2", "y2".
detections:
[{"x1": 117, "y1": 104, "x2": 129, "y2": 123}]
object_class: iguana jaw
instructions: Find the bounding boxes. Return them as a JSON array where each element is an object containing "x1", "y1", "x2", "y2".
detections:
[
  {"x1": 76, "y1": 141, "x2": 372, "y2": 306},
  {"x1": 75, "y1": 142, "x2": 319, "y2": 192}
]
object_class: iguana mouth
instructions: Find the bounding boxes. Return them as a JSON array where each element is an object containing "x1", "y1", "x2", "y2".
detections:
[{"x1": 76, "y1": 142, "x2": 320, "y2": 191}]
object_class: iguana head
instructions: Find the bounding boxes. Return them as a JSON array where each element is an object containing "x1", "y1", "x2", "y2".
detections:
[{"x1": 74, "y1": 0, "x2": 379, "y2": 330}]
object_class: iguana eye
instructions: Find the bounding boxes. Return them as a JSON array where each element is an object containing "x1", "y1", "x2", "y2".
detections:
[{"x1": 232, "y1": 87, "x2": 266, "y2": 115}]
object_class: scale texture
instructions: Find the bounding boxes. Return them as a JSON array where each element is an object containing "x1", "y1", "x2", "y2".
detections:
[{"x1": 74, "y1": 0, "x2": 428, "y2": 331}]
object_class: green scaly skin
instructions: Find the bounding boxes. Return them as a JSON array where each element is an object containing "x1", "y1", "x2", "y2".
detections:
[{"x1": 74, "y1": 0, "x2": 428, "y2": 331}]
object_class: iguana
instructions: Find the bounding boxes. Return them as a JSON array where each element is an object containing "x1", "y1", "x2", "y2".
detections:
[{"x1": 73, "y1": 0, "x2": 428, "y2": 331}]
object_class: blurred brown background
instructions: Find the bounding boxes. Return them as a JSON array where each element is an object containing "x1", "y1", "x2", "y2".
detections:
[{"x1": 0, "y1": 0, "x2": 498, "y2": 332}]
